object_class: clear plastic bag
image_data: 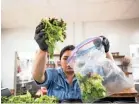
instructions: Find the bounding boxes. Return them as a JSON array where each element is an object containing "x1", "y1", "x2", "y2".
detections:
[{"x1": 67, "y1": 37, "x2": 134, "y2": 103}]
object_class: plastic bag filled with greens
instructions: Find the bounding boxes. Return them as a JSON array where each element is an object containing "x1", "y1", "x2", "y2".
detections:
[{"x1": 67, "y1": 36, "x2": 134, "y2": 103}]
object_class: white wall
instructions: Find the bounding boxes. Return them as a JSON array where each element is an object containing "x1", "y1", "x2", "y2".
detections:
[
  {"x1": 1, "y1": 18, "x2": 139, "y2": 89},
  {"x1": 1, "y1": 28, "x2": 38, "y2": 89},
  {"x1": 75, "y1": 18, "x2": 139, "y2": 56}
]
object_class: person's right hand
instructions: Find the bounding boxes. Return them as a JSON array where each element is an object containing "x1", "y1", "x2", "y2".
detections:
[{"x1": 34, "y1": 22, "x2": 48, "y2": 52}]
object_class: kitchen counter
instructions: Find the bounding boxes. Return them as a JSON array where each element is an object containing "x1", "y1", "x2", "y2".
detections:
[
  {"x1": 94, "y1": 87, "x2": 138, "y2": 103},
  {"x1": 111, "y1": 87, "x2": 138, "y2": 97},
  {"x1": 110, "y1": 87, "x2": 138, "y2": 103}
]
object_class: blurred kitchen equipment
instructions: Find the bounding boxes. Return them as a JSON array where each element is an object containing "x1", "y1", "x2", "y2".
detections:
[
  {"x1": 112, "y1": 52, "x2": 119, "y2": 56},
  {"x1": 1, "y1": 88, "x2": 12, "y2": 97},
  {"x1": 129, "y1": 44, "x2": 139, "y2": 83},
  {"x1": 122, "y1": 56, "x2": 131, "y2": 72},
  {"x1": 47, "y1": 61, "x2": 55, "y2": 68}
]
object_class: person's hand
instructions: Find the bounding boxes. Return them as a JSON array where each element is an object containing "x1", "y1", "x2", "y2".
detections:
[
  {"x1": 100, "y1": 36, "x2": 110, "y2": 53},
  {"x1": 34, "y1": 22, "x2": 48, "y2": 52}
]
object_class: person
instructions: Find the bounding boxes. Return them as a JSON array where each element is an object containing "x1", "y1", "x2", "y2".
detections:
[{"x1": 32, "y1": 22, "x2": 114, "y2": 103}]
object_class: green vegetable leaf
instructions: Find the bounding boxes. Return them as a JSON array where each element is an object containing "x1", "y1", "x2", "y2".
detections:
[
  {"x1": 2, "y1": 91, "x2": 58, "y2": 103},
  {"x1": 41, "y1": 18, "x2": 67, "y2": 59},
  {"x1": 76, "y1": 73, "x2": 106, "y2": 103}
]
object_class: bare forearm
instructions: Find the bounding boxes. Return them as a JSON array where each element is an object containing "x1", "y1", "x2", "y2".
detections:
[
  {"x1": 106, "y1": 52, "x2": 114, "y2": 61},
  {"x1": 32, "y1": 49, "x2": 48, "y2": 83}
]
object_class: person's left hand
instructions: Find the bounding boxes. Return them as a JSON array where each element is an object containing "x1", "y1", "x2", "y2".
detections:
[{"x1": 100, "y1": 36, "x2": 110, "y2": 53}]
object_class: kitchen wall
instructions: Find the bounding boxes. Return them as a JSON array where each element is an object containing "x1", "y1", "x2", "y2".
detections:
[
  {"x1": 75, "y1": 18, "x2": 139, "y2": 55},
  {"x1": 1, "y1": 18, "x2": 139, "y2": 89}
]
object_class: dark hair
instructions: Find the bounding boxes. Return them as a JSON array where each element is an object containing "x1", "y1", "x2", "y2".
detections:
[{"x1": 59, "y1": 45, "x2": 75, "y2": 60}]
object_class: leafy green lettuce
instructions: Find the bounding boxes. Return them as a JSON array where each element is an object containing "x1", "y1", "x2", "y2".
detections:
[
  {"x1": 76, "y1": 73, "x2": 106, "y2": 102},
  {"x1": 41, "y1": 18, "x2": 66, "y2": 58}
]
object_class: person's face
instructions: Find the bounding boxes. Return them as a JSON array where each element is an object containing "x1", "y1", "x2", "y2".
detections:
[{"x1": 60, "y1": 50, "x2": 74, "y2": 74}]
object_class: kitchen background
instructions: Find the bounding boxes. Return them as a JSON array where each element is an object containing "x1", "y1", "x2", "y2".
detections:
[{"x1": 1, "y1": 0, "x2": 139, "y2": 94}]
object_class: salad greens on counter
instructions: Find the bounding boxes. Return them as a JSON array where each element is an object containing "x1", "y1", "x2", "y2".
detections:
[{"x1": 1, "y1": 91, "x2": 58, "y2": 103}]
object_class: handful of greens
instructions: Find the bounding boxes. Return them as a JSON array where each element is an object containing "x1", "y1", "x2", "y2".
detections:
[
  {"x1": 1, "y1": 91, "x2": 58, "y2": 103},
  {"x1": 41, "y1": 18, "x2": 66, "y2": 58},
  {"x1": 76, "y1": 73, "x2": 106, "y2": 103}
]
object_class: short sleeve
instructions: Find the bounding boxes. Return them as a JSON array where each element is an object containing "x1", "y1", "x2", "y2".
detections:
[{"x1": 34, "y1": 68, "x2": 58, "y2": 87}]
